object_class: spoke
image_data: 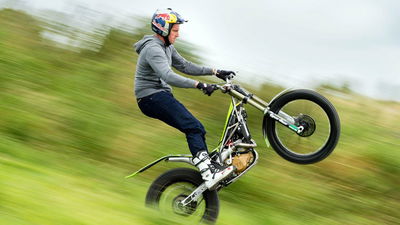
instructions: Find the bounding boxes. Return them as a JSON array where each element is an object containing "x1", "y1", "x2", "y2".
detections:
[{"x1": 275, "y1": 99, "x2": 331, "y2": 155}]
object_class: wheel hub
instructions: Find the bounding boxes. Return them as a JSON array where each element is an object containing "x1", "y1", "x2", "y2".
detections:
[
  {"x1": 295, "y1": 114, "x2": 316, "y2": 137},
  {"x1": 172, "y1": 195, "x2": 197, "y2": 216}
]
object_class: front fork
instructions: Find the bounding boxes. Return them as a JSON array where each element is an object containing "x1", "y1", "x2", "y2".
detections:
[
  {"x1": 267, "y1": 110, "x2": 304, "y2": 134},
  {"x1": 227, "y1": 88, "x2": 304, "y2": 134}
]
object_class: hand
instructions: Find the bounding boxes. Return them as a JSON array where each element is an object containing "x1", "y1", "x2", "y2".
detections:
[
  {"x1": 196, "y1": 82, "x2": 217, "y2": 96},
  {"x1": 215, "y1": 69, "x2": 236, "y2": 81}
]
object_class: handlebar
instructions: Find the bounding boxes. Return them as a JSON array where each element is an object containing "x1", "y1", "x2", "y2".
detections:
[
  {"x1": 213, "y1": 81, "x2": 268, "y2": 112},
  {"x1": 214, "y1": 82, "x2": 250, "y2": 98}
]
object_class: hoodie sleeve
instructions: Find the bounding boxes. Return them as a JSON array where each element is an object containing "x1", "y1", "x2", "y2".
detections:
[
  {"x1": 171, "y1": 46, "x2": 214, "y2": 76},
  {"x1": 146, "y1": 45, "x2": 197, "y2": 88}
]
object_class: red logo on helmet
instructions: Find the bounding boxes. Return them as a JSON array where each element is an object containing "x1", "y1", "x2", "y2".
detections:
[{"x1": 155, "y1": 13, "x2": 170, "y2": 21}]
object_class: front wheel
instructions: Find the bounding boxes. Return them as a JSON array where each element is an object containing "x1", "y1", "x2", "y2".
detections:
[
  {"x1": 145, "y1": 168, "x2": 219, "y2": 224},
  {"x1": 264, "y1": 89, "x2": 340, "y2": 164}
]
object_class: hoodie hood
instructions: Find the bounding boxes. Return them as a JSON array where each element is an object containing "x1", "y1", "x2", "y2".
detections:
[{"x1": 134, "y1": 35, "x2": 165, "y2": 54}]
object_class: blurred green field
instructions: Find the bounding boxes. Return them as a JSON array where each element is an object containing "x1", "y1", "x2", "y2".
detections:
[{"x1": 1, "y1": 8, "x2": 399, "y2": 225}]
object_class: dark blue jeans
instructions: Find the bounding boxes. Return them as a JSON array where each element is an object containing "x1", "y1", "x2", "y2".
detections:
[{"x1": 137, "y1": 91, "x2": 207, "y2": 156}]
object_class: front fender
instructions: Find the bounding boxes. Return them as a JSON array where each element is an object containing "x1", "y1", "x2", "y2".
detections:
[{"x1": 125, "y1": 154, "x2": 193, "y2": 179}]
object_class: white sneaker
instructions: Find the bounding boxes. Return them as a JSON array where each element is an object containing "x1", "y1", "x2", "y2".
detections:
[{"x1": 193, "y1": 151, "x2": 235, "y2": 190}]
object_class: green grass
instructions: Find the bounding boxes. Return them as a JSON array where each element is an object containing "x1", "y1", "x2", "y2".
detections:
[
  {"x1": 0, "y1": 8, "x2": 399, "y2": 225},
  {"x1": 0, "y1": 137, "x2": 170, "y2": 225}
]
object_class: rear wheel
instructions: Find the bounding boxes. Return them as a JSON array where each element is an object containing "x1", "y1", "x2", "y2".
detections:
[
  {"x1": 264, "y1": 89, "x2": 340, "y2": 164},
  {"x1": 145, "y1": 168, "x2": 219, "y2": 224}
]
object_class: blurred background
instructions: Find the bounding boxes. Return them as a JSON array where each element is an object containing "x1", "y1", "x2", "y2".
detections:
[{"x1": 0, "y1": 1, "x2": 399, "y2": 225}]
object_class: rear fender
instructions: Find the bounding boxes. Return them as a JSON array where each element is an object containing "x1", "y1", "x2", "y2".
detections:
[{"x1": 125, "y1": 154, "x2": 193, "y2": 179}]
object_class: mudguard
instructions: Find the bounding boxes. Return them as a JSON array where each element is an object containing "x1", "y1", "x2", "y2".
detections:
[{"x1": 125, "y1": 154, "x2": 193, "y2": 179}]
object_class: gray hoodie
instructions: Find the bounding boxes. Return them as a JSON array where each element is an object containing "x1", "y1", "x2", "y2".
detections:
[{"x1": 134, "y1": 35, "x2": 214, "y2": 99}]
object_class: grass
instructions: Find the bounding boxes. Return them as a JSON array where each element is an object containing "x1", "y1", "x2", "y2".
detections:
[{"x1": 0, "y1": 8, "x2": 399, "y2": 225}]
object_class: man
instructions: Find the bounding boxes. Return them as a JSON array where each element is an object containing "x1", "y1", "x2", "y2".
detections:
[{"x1": 134, "y1": 8, "x2": 235, "y2": 190}]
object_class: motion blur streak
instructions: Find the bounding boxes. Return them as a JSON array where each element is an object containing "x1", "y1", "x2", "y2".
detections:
[{"x1": 0, "y1": 5, "x2": 399, "y2": 225}]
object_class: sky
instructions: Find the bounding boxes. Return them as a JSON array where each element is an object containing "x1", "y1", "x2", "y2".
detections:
[{"x1": 5, "y1": 0, "x2": 400, "y2": 101}]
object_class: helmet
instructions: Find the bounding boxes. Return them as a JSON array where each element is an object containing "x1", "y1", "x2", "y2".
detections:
[{"x1": 151, "y1": 8, "x2": 187, "y2": 37}]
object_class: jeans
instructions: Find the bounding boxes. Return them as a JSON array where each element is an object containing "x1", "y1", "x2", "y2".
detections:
[{"x1": 137, "y1": 91, "x2": 207, "y2": 156}]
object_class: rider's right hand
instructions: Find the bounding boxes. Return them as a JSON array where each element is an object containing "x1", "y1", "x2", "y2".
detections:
[{"x1": 196, "y1": 82, "x2": 217, "y2": 96}]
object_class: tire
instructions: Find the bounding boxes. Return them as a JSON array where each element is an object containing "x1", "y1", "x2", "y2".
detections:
[
  {"x1": 264, "y1": 89, "x2": 340, "y2": 164},
  {"x1": 145, "y1": 168, "x2": 219, "y2": 224}
]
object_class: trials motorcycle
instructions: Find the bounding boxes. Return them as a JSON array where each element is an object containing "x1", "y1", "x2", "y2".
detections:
[{"x1": 126, "y1": 77, "x2": 340, "y2": 224}]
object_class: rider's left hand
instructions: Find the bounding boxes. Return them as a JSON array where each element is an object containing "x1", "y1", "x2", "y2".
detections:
[
  {"x1": 215, "y1": 69, "x2": 236, "y2": 81},
  {"x1": 196, "y1": 82, "x2": 217, "y2": 96}
]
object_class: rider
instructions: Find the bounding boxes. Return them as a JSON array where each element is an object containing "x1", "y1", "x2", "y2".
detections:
[{"x1": 134, "y1": 8, "x2": 235, "y2": 190}]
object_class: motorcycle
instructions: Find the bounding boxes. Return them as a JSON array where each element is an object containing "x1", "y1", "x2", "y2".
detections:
[{"x1": 126, "y1": 77, "x2": 340, "y2": 224}]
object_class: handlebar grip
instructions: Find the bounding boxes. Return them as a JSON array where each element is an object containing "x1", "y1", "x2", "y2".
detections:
[
  {"x1": 211, "y1": 84, "x2": 219, "y2": 90},
  {"x1": 234, "y1": 85, "x2": 249, "y2": 97}
]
